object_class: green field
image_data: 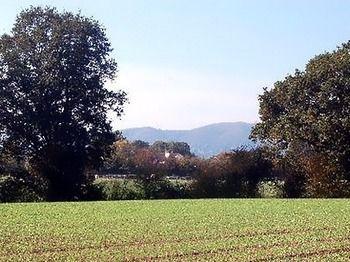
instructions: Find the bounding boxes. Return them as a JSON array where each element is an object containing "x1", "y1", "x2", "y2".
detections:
[{"x1": 1, "y1": 199, "x2": 350, "y2": 261}]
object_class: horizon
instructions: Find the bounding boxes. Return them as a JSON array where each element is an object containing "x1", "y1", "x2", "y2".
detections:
[
  {"x1": 122, "y1": 121, "x2": 254, "y2": 131},
  {"x1": 2, "y1": 1, "x2": 350, "y2": 129}
]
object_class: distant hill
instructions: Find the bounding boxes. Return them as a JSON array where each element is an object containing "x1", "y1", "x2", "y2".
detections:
[{"x1": 122, "y1": 122, "x2": 255, "y2": 158}]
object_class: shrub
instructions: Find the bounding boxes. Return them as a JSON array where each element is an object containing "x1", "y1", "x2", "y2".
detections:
[
  {"x1": 273, "y1": 157, "x2": 307, "y2": 198},
  {"x1": 257, "y1": 180, "x2": 285, "y2": 198},
  {"x1": 94, "y1": 179, "x2": 145, "y2": 200},
  {"x1": 90, "y1": 177, "x2": 192, "y2": 201},
  {"x1": 301, "y1": 154, "x2": 350, "y2": 198},
  {"x1": 0, "y1": 167, "x2": 45, "y2": 202},
  {"x1": 192, "y1": 148, "x2": 272, "y2": 198},
  {"x1": 139, "y1": 178, "x2": 191, "y2": 199}
]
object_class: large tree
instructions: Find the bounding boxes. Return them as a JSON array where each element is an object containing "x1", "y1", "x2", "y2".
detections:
[
  {"x1": 0, "y1": 7, "x2": 127, "y2": 200},
  {"x1": 251, "y1": 42, "x2": 350, "y2": 193},
  {"x1": 151, "y1": 141, "x2": 192, "y2": 156}
]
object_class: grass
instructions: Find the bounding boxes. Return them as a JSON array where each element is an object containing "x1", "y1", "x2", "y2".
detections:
[{"x1": 0, "y1": 199, "x2": 350, "y2": 261}]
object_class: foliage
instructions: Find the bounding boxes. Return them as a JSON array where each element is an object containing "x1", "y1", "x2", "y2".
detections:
[
  {"x1": 0, "y1": 7, "x2": 127, "y2": 200},
  {"x1": 162, "y1": 155, "x2": 198, "y2": 177},
  {"x1": 104, "y1": 139, "x2": 197, "y2": 177},
  {"x1": 136, "y1": 176, "x2": 191, "y2": 199},
  {"x1": 104, "y1": 139, "x2": 137, "y2": 174},
  {"x1": 257, "y1": 180, "x2": 285, "y2": 198},
  {"x1": 274, "y1": 159, "x2": 306, "y2": 198},
  {"x1": 251, "y1": 41, "x2": 350, "y2": 196},
  {"x1": 89, "y1": 178, "x2": 191, "y2": 200},
  {"x1": 131, "y1": 140, "x2": 150, "y2": 149},
  {"x1": 0, "y1": 165, "x2": 46, "y2": 202},
  {"x1": 133, "y1": 148, "x2": 164, "y2": 177},
  {"x1": 94, "y1": 179, "x2": 145, "y2": 200},
  {"x1": 192, "y1": 148, "x2": 272, "y2": 198},
  {"x1": 151, "y1": 141, "x2": 192, "y2": 156},
  {"x1": 0, "y1": 175, "x2": 40, "y2": 202},
  {"x1": 105, "y1": 142, "x2": 273, "y2": 199},
  {"x1": 0, "y1": 151, "x2": 46, "y2": 202},
  {"x1": 300, "y1": 153, "x2": 350, "y2": 197}
]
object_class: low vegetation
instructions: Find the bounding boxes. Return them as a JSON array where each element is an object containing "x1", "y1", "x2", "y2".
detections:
[{"x1": 1, "y1": 199, "x2": 349, "y2": 261}]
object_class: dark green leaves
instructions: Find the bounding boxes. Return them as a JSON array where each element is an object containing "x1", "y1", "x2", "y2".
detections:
[{"x1": 0, "y1": 6, "x2": 127, "y2": 200}]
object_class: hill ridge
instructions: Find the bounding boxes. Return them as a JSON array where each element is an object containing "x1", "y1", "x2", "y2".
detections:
[{"x1": 122, "y1": 122, "x2": 255, "y2": 157}]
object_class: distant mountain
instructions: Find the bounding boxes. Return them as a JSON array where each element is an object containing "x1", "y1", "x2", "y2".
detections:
[{"x1": 122, "y1": 122, "x2": 255, "y2": 158}]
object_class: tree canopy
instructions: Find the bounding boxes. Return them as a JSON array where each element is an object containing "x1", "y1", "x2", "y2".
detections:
[
  {"x1": 151, "y1": 141, "x2": 192, "y2": 156},
  {"x1": 0, "y1": 6, "x2": 127, "y2": 200},
  {"x1": 251, "y1": 41, "x2": 350, "y2": 190}
]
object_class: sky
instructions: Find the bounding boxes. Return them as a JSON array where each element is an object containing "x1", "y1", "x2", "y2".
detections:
[{"x1": 1, "y1": 1, "x2": 350, "y2": 130}]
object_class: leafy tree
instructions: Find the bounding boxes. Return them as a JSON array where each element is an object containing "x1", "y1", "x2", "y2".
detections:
[
  {"x1": 151, "y1": 141, "x2": 192, "y2": 156},
  {"x1": 131, "y1": 140, "x2": 150, "y2": 149},
  {"x1": 133, "y1": 147, "x2": 164, "y2": 178},
  {"x1": 251, "y1": 42, "x2": 350, "y2": 194},
  {"x1": 104, "y1": 140, "x2": 136, "y2": 174},
  {"x1": 192, "y1": 148, "x2": 271, "y2": 198},
  {"x1": 163, "y1": 155, "x2": 198, "y2": 177},
  {"x1": 0, "y1": 7, "x2": 127, "y2": 200},
  {"x1": 105, "y1": 139, "x2": 196, "y2": 178}
]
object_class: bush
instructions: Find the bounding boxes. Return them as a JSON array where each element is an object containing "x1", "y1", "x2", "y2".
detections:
[
  {"x1": 89, "y1": 177, "x2": 192, "y2": 201},
  {"x1": 0, "y1": 167, "x2": 45, "y2": 202},
  {"x1": 257, "y1": 180, "x2": 285, "y2": 198},
  {"x1": 301, "y1": 154, "x2": 350, "y2": 198},
  {"x1": 192, "y1": 148, "x2": 272, "y2": 198},
  {"x1": 139, "y1": 178, "x2": 191, "y2": 199},
  {"x1": 273, "y1": 158, "x2": 307, "y2": 198},
  {"x1": 93, "y1": 179, "x2": 145, "y2": 200}
]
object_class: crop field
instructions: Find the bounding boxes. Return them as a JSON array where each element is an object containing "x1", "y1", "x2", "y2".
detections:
[{"x1": 0, "y1": 199, "x2": 350, "y2": 261}]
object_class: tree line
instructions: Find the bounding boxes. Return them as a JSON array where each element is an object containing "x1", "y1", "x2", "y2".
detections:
[{"x1": 1, "y1": 7, "x2": 350, "y2": 202}]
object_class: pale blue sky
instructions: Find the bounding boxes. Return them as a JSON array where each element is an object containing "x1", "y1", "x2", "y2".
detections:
[{"x1": 1, "y1": 1, "x2": 350, "y2": 129}]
